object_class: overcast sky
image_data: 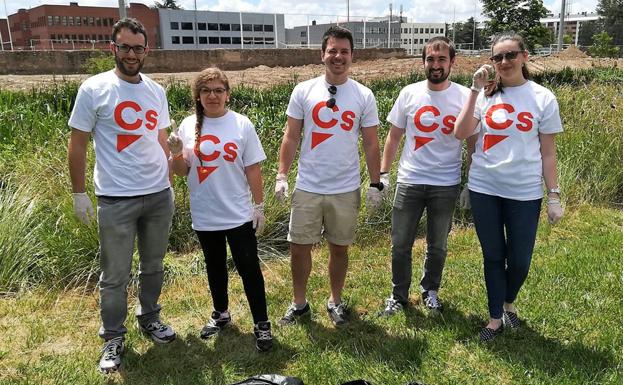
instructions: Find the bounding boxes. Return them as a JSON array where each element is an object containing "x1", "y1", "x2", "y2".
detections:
[{"x1": 3, "y1": 0, "x2": 599, "y2": 27}]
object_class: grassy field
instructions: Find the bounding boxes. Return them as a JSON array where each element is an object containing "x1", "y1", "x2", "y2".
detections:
[{"x1": 0, "y1": 68, "x2": 622, "y2": 384}]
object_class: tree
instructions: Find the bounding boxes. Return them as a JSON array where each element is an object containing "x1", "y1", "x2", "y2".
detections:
[
  {"x1": 577, "y1": 20, "x2": 605, "y2": 46},
  {"x1": 451, "y1": 17, "x2": 484, "y2": 49},
  {"x1": 597, "y1": 0, "x2": 623, "y2": 46},
  {"x1": 588, "y1": 31, "x2": 621, "y2": 57},
  {"x1": 481, "y1": 0, "x2": 550, "y2": 50},
  {"x1": 152, "y1": 0, "x2": 182, "y2": 9}
]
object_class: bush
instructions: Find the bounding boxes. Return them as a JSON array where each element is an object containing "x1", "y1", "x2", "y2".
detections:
[{"x1": 81, "y1": 53, "x2": 115, "y2": 75}]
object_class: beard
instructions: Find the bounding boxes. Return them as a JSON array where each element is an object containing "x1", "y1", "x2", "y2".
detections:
[
  {"x1": 426, "y1": 68, "x2": 449, "y2": 84},
  {"x1": 115, "y1": 54, "x2": 144, "y2": 77}
]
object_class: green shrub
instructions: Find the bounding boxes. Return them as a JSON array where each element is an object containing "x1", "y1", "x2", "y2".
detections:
[{"x1": 80, "y1": 53, "x2": 115, "y2": 75}]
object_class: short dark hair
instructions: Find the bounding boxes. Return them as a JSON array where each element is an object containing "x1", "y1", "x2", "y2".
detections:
[
  {"x1": 112, "y1": 18, "x2": 148, "y2": 46},
  {"x1": 422, "y1": 36, "x2": 456, "y2": 62},
  {"x1": 322, "y1": 26, "x2": 354, "y2": 52}
]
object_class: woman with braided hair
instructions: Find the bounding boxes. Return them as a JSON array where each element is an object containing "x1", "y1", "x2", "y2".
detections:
[{"x1": 168, "y1": 67, "x2": 273, "y2": 352}]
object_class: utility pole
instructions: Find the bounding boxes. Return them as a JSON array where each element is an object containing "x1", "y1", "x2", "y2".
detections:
[
  {"x1": 118, "y1": 0, "x2": 127, "y2": 19},
  {"x1": 387, "y1": 2, "x2": 392, "y2": 48},
  {"x1": 3, "y1": 0, "x2": 13, "y2": 50},
  {"x1": 347, "y1": 0, "x2": 349, "y2": 22},
  {"x1": 557, "y1": 0, "x2": 566, "y2": 51}
]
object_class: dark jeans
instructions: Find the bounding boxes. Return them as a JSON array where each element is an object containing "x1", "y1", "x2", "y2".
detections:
[
  {"x1": 390, "y1": 183, "x2": 460, "y2": 303},
  {"x1": 196, "y1": 221, "x2": 268, "y2": 324},
  {"x1": 469, "y1": 190, "x2": 542, "y2": 319}
]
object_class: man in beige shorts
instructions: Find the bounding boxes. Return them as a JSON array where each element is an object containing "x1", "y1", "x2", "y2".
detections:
[{"x1": 274, "y1": 26, "x2": 383, "y2": 327}]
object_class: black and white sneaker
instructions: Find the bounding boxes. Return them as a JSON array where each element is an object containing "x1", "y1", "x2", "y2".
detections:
[
  {"x1": 480, "y1": 324, "x2": 504, "y2": 342},
  {"x1": 200, "y1": 310, "x2": 232, "y2": 339},
  {"x1": 327, "y1": 302, "x2": 349, "y2": 327},
  {"x1": 422, "y1": 290, "x2": 443, "y2": 312},
  {"x1": 503, "y1": 310, "x2": 520, "y2": 329},
  {"x1": 378, "y1": 297, "x2": 405, "y2": 317},
  {"x1": 98, "y1": 337, "x2": 124, "y2": 374},
  {"x1": 254, "y1": 321, "x2": 273, "y2": 352},
  {"x1": 139, "y1": 320, "x2": 176, "y2": 344},
  {"x1": 278, "y1": 302, "x2": 311, "y2": 326}
]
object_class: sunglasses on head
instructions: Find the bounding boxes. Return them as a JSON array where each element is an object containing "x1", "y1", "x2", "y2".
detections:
[
  {"x1": 326, "y1": 85, "x2": 337, "y2": 108},
  {"x1": 490, "y1": 50, "x2": 523, "y2": 63}
]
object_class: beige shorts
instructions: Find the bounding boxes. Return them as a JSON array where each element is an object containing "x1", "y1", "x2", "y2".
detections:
[{"x1": 287, "y1": 188, "x2": 361, "y2": 246}]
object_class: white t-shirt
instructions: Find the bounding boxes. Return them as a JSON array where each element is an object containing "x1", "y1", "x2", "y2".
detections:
[
  {"x1": 387, "y1": 81, "x2": 470, "y2": 186},
  {"x1": 177, "y1": 111, "x2": 266, "y2": 231},
  {"x1": 469, "y1": 80, "x2": 563, "y2": 200},
  {"x1": 68, "y1": 70, "x2": 171, "y2": 197},
  {"x1": 286, "y1": 75, "x2": 380, "y2": 194}
]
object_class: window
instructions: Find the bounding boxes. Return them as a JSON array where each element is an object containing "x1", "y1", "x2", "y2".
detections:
[
  {"x1": 103, "y1": 18, "x2": 108, "y2": 27},
  {"x1": 219, "y1": 23, "x2": 230, "y2": 31},
  {"x1": 198, "y1": 22, "x2": 206, "y2": 30},
  {"x1": 88, "y1": 17, "x2": 94, "y2": 26},
  {"x1": 182, "y1": 36, "x2": 194, "y2": 44},
  {"x1": 232, "y1": 37, "x2": 241, "y2": 44},
  {"x1": 47, "y1": 16, "x2": 53, "y2": 26},
  {"x1": 96, "y1": 17, "x2": 101, "y2": 27},
  {"x1": 209, "y1": 36, "x2": 219, "y2": 44},
  {"x1": 78, "y1": 34, "x2": 83, "y2": 40},
  {"x1": 253, "y1": 24, "x2": 263, "y2": 32},
  {"x1": 253, "y1": 36, "x2": 263, "y2": 44},
  {"x1": 199, "y1": 36, "x2": 207, "y2": 44},
  {"x1": 300, "y1": 31, "x2": 306, "y2": 37},
  {"x1": 265, "y1": 37, "x2": 274, "y2": 44},
  {"x1": 172, "y1": 36, "x2": 180, "y2": 44},
  {"x1": 220, "y1": 37, "x2": 231, "y2": 44},
  {"x1": 440, "y1": 28, "x2": 444, "y2": 34},
  {"x1": 68, "y1": 17, "x2": 74, "y2": 26},
  {"x1": 243, "y1": 37, "x2": 253, "y2": 44},
  {"x1": 181, "y1": 22, "x2": 193, "y2": 30},
  {"x1": 71, "y1": 34, "x2": 77, "y2": 41},
  {"x1": 170, "y1": 22, "x2": 179, "y2": 30},
  {"x1": 264, "y1": 24, "x2": 273, "y2": 32},
  {"x1": 231, "y1": 24, "x2": 241, "y2": 31},
  {"x1": 208, "y1": 23, "x2": 218, "y2": 31},
  {"x1": 83, "y1": 17, "x2": 88, "y2": 26},
  {"x1": 76, "y1": 17, "x2": 81, "y2": 26},
  {"x1": 419, "y1": 28, "x2": 424, "y2": 34},
  {"x1": 243, "y1": 24, "x2": 252, "y2": 31},
  {"x1": 61, "y1": 16, "x2": 67, "y2": 26},
  {"x1": 425, "y1": 28, "x2": 429, "y2": 34}
]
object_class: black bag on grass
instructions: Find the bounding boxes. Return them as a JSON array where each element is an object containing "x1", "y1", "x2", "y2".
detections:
[{"x1": 230, "y1": 374, "x2": 304, "y2": 385}]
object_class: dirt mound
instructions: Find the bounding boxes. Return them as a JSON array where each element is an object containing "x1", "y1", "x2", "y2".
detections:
[{"x1": 553, "y1": 45, "x2": 588, "y2": 59}]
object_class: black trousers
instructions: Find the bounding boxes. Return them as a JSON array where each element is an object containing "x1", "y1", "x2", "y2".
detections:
[{"x1": 195, "y1": 221, "x2": 268, "y2": 323}]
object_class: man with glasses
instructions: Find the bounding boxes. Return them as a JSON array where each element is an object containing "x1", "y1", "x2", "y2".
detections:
[
  {"x1": 68, "y1": 18, "x2": 175, "y2": 373},
  {"x1": 378, "y1": 36, "x2": 474, "y2": 317},
  {"x1": 275, "y1": 26, "x2": 382, "y2": 327}
]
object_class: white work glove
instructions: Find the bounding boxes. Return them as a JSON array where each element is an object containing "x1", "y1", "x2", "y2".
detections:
[
  {"x1": 459, "y1": 187, "x2": 471, "y2": 210},
  {"x1": 471, "y1": 64, "x2": 494, "y2": 92},
  {"x1": 274, "y1": 173, "x2": 288, "y2": 202},
  {"x1": 366, "y1": 186, "x2": 383, "y2": 214},
  {"x1": 252, "y1": 202, "x2": 266, "y2": 235},
  {"x1": 167, "y1": 119, "x2": 183, "y2": 157},
  {"x1": 380, "y1": 173, "x2": 391, "y2": 197},
  {"x1": 73, "y1": 192, "x2": 94, "y2": 225},
  {"x1": 547, "y1": 198, "x2": 564, "y2": 225}
]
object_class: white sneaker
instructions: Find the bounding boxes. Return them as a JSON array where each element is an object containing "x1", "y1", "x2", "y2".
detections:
[
  {"x1": 139, "y1": 320, "x2": 176, "y2": 344},
  {"x1": 99, "y1": 337, "x2": 124, "y2": 373}
]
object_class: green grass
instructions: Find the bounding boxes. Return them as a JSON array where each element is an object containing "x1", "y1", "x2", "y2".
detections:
[{"x1": 0, "y1": 204, "x2": 621, "y2": 384}]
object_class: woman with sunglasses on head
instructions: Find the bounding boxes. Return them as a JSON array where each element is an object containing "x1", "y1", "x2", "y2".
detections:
[
  {"x1": 454, "y1": 32, "x2": 564, "y2": 342},
  {"x1": 167, "y1": 67, "x2": 273, "y2": 352}
]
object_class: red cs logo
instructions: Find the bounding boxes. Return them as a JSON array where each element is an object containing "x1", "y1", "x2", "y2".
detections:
[
  {"x1": 412, "y1": 105, "x2": 456, "y2": 150},
  {"x1": 310, "y1": 101, "x2": 356, "y2": 149},
  {"x1": 113, "y1": 101, "x2": 159, "y2": 152},
  {"x1": 194, "y1": 135, "x2": 239, "y2": 183},
  {"x1": 483, "y1": 103, "x2": 534, "y2": 151}
]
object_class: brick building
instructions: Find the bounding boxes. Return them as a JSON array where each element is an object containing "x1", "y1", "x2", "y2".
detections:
[{"x1": 7, "y1": 2, "x2": 160, "y2": 50}]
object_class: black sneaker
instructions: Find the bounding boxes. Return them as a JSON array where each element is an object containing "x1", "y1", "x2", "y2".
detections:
[
  {"x1": 422, "y1": 290, "x2": 443, "y2": 312},
  {"x1": 254, "y1": 321, "x2": 273, "y2": 352},
  {"x1": 138, "y1": 320, "x2": 176, "y2": 344},
  {"x1": 98, "y1": 337, "x2": 124, "y2": 374},
  {"x1": 479, "y1": 324, "x2": 504, "y2": 342},
  {"x1": 327, "y1": 302, "x2": 349, "y2": 327},
  {"x1": 378, "y1": 297, "x2": 405, "y2": 317},
  {"x1": 278, "y1": 302, "x2": 311, "y2": 326},
  {"x1": 200, "y1": 310, "x2": 232, "y2": 339},
  {"x1": 503, "y1": 310, "x2": 520, "y2": 329}
]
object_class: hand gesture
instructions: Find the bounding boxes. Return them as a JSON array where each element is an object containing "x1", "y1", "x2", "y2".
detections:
[
  {"x1": 167, "y1": 119, "x2": 183, "y2": 156},
  {"x1": 471, "y1": 64, "x2": 494, "y2": 92}
]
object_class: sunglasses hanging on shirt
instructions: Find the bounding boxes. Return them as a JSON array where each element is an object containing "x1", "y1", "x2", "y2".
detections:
[{"x1": 326, "y1": 85, "x2": 337, "y2": 108}]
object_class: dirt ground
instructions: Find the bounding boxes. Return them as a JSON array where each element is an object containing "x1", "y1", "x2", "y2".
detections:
[{"x1": 1, "y1": 47, "x2": 621, "y2": 91}]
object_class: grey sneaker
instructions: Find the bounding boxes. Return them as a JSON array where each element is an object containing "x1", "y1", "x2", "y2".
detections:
[
  {"x1": 327, "y1": 302, "x2": 349, "y2": 327},
  {"x1": 200, "y1": 310, "x2": 232, "y2": 339},
  {"x1": 139, "y1": 320, "x2": 176, "y2": 344},
  {"x1": 254, "y1": 321, "x2": 273, "y2": 352},
  {"x1": 378, "y1": 297, "x2": 405, "y2": 317},
  {"x1": 278, "y1": 302, "x2": 311, "y2": 326},
  {"x1": 422, "y1": 290, "x2": 443, "y2": 312},
  {"x1": 98, "y1": 337, "x2": 124, "y2": 374}
]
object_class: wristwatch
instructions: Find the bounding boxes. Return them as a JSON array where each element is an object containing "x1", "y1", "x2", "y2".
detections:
[
  {"x1": 370, "y1": 182, "x2": 384, "y2": 191},
  {"x1": 547, "y1": 187, "x2": 561, "y2": 195}
]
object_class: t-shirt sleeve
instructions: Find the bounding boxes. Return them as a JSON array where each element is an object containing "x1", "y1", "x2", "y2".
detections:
[
  {"x1": 286, "y1": 85, "x2": 304, "y2": 120},
  {"x1": 360, "y1": 91, "x2": 380, "y2": 128},
  {"x1": 242, "y1": 118, "x2": 267, "y2": 167},
  {"x1": 157, "y1": 86, "x2": 171, "y2": 130},
  {"x1": 538, "y1": 94, "x2": 563, "y2": 134},
  {"x1": 68, "y1": 84, "x2": 96, "y2": 132},
  {"x1": 386, "y1": 89, "x2": 406, "y2": 129}
]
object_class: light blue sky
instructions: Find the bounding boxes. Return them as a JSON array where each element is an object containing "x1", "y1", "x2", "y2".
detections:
[{"x1": 4, "y1": 0, "x2": 599, "y2": 26}]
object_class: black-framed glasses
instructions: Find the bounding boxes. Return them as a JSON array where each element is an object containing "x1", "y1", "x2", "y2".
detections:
[
  {"x1": 490, "y1": 50, "x2": 523, "y2": 63},
  {"x1": 114, "y1": 43, "x2": 147, "y2": 54},
  {"x1": 326, "y1": 85, "x2": 337, "y2": 108},
  {"x1": 199, "y1": 87, "x2": 227, "y2": 96}
]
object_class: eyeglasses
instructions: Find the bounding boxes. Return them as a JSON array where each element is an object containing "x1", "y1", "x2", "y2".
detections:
[
  {"x1": 199, "y1": 87, "x2": 227, "y2": 96},
  {"x1": 326, "y1": 85, "x2": 337, "y2": 108},
  {"x1": 490, "y1": 50, "x2": 523, "y2": 63},
  {"x1": 114, "y1": 43, "x2": 147, "y2": 54}
]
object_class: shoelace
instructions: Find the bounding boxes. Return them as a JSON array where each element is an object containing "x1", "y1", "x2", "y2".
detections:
[
  {"x1": 256, "y1": 329, "x2": 272, "y2": 340},
  {"x1": 102, "y1": 339, "x2": 122, "y2": 359},
  {"x1": 425, "y1": 293, "x2": 440, "y2": 308},
  {"x1": 333, "y1": 304, "x2": 346, "y2": 316},
  {"x1": 147, "y1": 321, "x2": 167, "y2": 332}
]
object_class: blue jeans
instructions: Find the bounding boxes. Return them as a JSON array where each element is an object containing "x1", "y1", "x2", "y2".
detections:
[
  {"x1": 390, "y1": 183, "x2": 459, "y2": 303},
  {"x1": 96, "y1": 188, "x2": 174, "y2": 340},
  {"x1": 469, "y1": 190, "x2": 541, "y2": 319}
]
